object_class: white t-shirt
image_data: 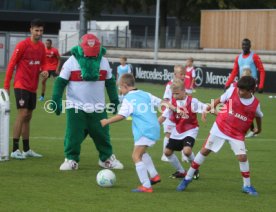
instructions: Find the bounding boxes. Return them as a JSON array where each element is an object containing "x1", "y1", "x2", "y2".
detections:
[
  {"x1": 59, "y1": 56, "x2": 112, "y2": 112},
  {"x1": 163, "y1": 80, "x2": 173, "y2": 100},
  {"x1": 162, "y1": 97, "x2": 208, "y2": 139}
]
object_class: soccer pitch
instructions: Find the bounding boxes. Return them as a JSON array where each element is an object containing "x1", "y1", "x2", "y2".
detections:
[{"x1": 0, "y1": 72, "x2": 275, "y2": 212}]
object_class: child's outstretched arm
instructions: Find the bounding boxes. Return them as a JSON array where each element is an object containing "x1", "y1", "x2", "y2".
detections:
[
  {"x1": 100, "y1": 115, "x2": 125, "y2": 127},
  {"x1": 254, "y1": 117, "x2": 262, "y2": 135}
]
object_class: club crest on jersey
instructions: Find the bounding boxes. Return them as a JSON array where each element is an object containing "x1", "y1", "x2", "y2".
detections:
[
  {"x1": 87, "y1": 39, "x2": 95, "y2": 47},
  {"x1": 19, "y1": 99, "x2": 25, "y2": 106}
]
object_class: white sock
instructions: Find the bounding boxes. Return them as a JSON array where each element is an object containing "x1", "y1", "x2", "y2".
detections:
[
  {"x1": 186, "y1": 152, "x2": 206, "y2": 180},
  {"x1": 135, "y1": 161, "x2": 151, "y2": 188},
  {"x1": 239, "y1": 160, "x2": 251, "y2": 187},
  {"x1": 167, "y1": 154, "x2": 185, "y2": 173},
  {"x1": 188, "y1": 152, "x2": 195, "y2": 163},
  {"x1": 142, "y1": 153, "x2": 158, "y2": 178},
  {"x1": 163, "y1": 137, "x2": 169, "y2": 152}
]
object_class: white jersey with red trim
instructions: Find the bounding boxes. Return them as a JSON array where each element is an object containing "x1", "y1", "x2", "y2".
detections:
[{"x1": 59, "y1": 56, "x2": 112, "y2": 112}]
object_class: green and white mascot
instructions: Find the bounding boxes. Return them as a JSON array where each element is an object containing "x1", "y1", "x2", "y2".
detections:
[{"x1": 52, "y1": 34, "x2": 123, "y2": 170}]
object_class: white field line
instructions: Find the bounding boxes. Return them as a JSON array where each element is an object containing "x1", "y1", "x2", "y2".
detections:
[{"x1": 9, "y1": 136, "x2": 276, "y2": 141}]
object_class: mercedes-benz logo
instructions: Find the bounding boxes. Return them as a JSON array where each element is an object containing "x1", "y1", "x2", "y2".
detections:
[{"x1": 195, "y1": 67, "x2": 203, "y2": 87}]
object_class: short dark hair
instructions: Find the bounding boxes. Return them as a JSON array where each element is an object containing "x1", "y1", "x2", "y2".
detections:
[
  {"x1": 242, "y1": 38, "x2": 251, "y2": 45},
  {"x1": 30, "y1": 19, "x2": 44, "y2": 28},
  {"x1": 46, "y1": 39, "x2": 52, "y2": 44},
  {"x1": 237, "y1": 76, "x2": 256, "y2": 91}
]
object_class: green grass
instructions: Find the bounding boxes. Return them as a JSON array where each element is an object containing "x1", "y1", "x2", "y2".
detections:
[{"x1": 0, "y1": 72, "x2": 275, "y2": 212}]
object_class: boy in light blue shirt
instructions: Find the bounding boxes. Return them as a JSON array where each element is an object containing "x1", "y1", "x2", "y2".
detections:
[{"x1": 101, "y1": 73, "x2": 177, "y2": 193}]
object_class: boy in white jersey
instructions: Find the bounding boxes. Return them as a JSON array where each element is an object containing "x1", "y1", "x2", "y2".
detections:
[
  {"x1": 184, "y1": 57, "x2": 196, "y2": 95},
  {"x1": 101, "y1": 74, "x2": 178, "y2": 193},
  {"x1": 177, "y1": 76, "x2": 262, "y2": 196},
  {"x1": 160, "y1": 79, "x2": 207, "y2": 179},
  {"x1": 117, "y1": 56, "x2": 132, "y2": 102},
  {"x1": 161, "y1": 65, "x2": 185, "y2": 162}
]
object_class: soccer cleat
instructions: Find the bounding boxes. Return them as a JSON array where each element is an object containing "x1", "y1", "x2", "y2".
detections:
[
  {"x1": 10, "y1": 149, "x2": 26, "y2": 160},
  {"x1": 132, "y1": 185, "x2": 153, "y2": 193},
  {"x1": 60, "y1": 159, "x2": 79, "y2": 171},
  {"x1": 242, "y1": 186, "x2": 258, "y2": 196},
  {"x1": 170, "y1": 171, "x2": 186, "y2": 179},
  {"x1": 161, "y1": 154, "x2": 169, "y2": 162},
  {"x1": 176, "y1": 179, "x2": 192, "y2": 191},
  {"x1": 39, "y1": 96, "x2": 44, "y2": 101},
  {"x1": 98, "y1": 154, "x2": 124, "y2": 169},
  {"x1": 245, "y1": 131, "x2": 257, "y2": 138},
  {"x1": 150, "y1": 175, "x2": 161, "y2": 185},
  {"x1": 193, "y1": 170, "x2": 200, "y2": 180},
  {"x1": 22, "y1": 149, "x2": 43, "y2": 158}
]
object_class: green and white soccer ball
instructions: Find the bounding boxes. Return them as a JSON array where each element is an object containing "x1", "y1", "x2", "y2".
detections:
[{"x1": 96, "y1": 169, "x2": 116, "y2": 187}]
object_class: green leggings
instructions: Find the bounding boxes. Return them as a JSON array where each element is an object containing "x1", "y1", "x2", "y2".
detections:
[{"x1": 64, "y1": 108, "x2": 113, "y2": 162}]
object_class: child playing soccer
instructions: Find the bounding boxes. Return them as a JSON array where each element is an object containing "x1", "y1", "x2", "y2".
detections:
[
  {"x1": 161, "y1": 65, "x2": 185, "y2": 162},
  {"x1": 117, "y1": 56, "x2": 132, "y2": 102},
  {"x1": 101, "y1": 73, "x2": 178, "y2": 193},
  {"x1": 184, "y1": 57, "x2": 196, "y2": 95},
  {"x1": 177, "y1": 76, "x2": 263, "y2": 196},
  {"x1": 159, "y1": 79, "x2": 207, "y2": 179}
]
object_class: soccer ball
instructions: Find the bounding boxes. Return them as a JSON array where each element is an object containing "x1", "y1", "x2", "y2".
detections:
[{"x1": 96, "y1": 169, "x2": 116, "y2": 187}]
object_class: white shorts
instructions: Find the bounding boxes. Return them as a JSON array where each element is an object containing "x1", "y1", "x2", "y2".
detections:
[
  {"x1": 203, "y1": 133, "x2": 247, "y2": 155},
  {"x1": 135, "y1": 136, "x2": 156, "y2": 147},
  {"x1": 163, "y1": 119, "x2": 175, "y2": 133}
]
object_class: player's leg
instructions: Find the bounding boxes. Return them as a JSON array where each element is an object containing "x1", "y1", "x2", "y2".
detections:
[
  {"x1": 88, "y1": 110, "x2": 123, "y2": 169},
  {"x1": 229, "y1": 140, "x2": 258, "y2": 195},
  {"x1": 137, "y1": 137, "x2": 160, "y2": 185},
  {"x1": 165, "y1": 138, "x2": 186, "y2": 178},
  {"x1": 132, "y1": 145, "x2": 153, "y2": 192},
  {"x1": 177, "y1": 134, "x2": 224, "y2": 191},
  {"x1": 60, "y1": 109, "x2": 87, "y2": 170},
  {"x1": 161, "y1": 132, "x2": 170, "y2": 161}
]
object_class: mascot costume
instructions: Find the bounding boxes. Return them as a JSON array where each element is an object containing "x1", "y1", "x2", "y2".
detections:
[{"x1": 52, "y1": 34, "x2": 123, "y2": 170}]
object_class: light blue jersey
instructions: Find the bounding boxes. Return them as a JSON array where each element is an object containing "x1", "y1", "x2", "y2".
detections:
[
  {"x1": 124, "y1": 90, "x2": 161, "y2": 142},
  {"x1": 238, "y1": 52, "x2": 258, "y2": 79},
  {"x1": 117, "y1": 64, "x2": 131, "y2": 80}
]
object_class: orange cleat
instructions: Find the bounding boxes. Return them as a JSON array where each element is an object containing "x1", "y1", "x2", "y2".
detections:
[
  {"x1": 150, "y1": 175, "x2": 161, "y2": 185},
  {"x1": 132, "y1": 185, "x2": 153, "y2": 193}
]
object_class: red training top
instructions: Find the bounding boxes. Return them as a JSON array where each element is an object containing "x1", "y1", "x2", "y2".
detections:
[
  {"x1": 44, "y1": 47, "x2": 60, "y2": 71},
  {"x1": 4, "y1": 37, "x2": 46, "y2": 93}
]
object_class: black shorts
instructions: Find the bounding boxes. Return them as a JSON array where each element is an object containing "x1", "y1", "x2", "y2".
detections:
[
  {"x1": 14, "y1": 88, "x2": 37, "y2": 110},
  {"x1": 166, "y1": 136, "x2": 195, "y2": 151},
  {"x1": 48, "y1": 70, "x2": 58, "y2": 78}
]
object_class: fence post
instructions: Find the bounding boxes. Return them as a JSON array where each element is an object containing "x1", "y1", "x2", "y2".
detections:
[
  {"x1": 65, "y1": 34, "x2": 67, "y2": 53},
  {"x1": 187, "y1": 26, "x2": 191, "y2": 49},
  {"x1": 116, "y1": 26, "x2": 119, "y2": 48},
  {"x1": 144, "y1": 26, "x2": 148, "y2": 48},
  {"x1": 125, "y1": 26, "x2": 128, "y2": 48},
  {"x1": 165, "y1": 26, "x2": 169, "y2": 48}
]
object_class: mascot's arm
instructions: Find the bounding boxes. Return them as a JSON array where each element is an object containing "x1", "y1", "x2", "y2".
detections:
[
  {"x1": 51, "y1": 77, "x2": 68, "y2": 115},
  {"x1": 105, "y1": 75, "x2": 119, "y2": 114}
]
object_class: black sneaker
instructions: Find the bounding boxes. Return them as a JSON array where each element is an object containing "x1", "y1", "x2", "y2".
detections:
[
  {"x1": 193, "y1": 169, "x2": 199, "y2": 180},
  {"x1": 170, "y1": 171, "x2": 186, "y2": 179}
]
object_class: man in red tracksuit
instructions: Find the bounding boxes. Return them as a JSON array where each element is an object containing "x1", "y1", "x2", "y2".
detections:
[{"x1": 4, "y1": 19, "x2": 49, "y2": 160}]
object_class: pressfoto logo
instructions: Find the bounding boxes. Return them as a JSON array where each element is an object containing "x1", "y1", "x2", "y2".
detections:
[{"x1": 44, "y1": 99, "x2": 233, "y2": 115}]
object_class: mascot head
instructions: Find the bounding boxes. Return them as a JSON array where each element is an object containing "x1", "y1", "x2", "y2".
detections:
[{"x1": 79, "y1": 34, "x2": 101, "y2": 57}]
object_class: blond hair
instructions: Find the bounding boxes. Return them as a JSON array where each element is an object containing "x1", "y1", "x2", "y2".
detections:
[
  {"x1": 174, "y1": 65, "x2": 184, "y2": 74},
  {"x1": 171, "y1": 78, "x2": 185, "y2": 92},
  {"x1": 187, "y1": 57, "x2": 194, "y2": 62},
  {"x1": 119, "y1": 73, "x2": 135, "y2": 87}
]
